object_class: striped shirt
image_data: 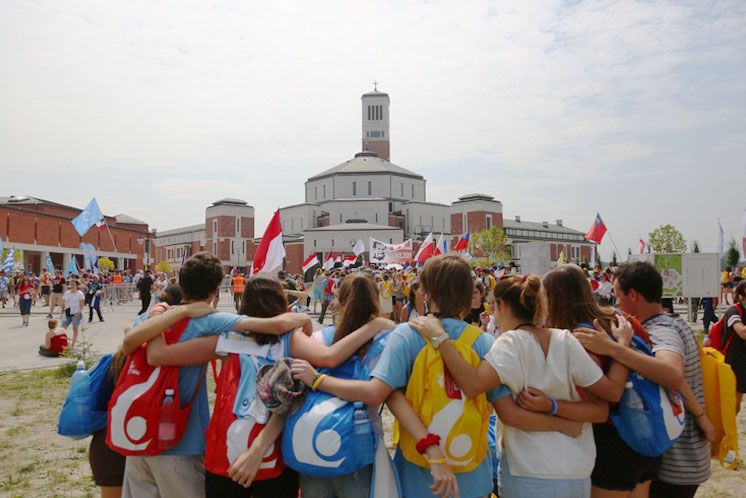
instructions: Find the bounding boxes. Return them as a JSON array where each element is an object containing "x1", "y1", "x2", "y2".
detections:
[{"x1": 644, "y1": 313, "x2": 711, "y2": 485}]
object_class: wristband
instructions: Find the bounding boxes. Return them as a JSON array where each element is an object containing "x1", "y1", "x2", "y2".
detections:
[
  {"x1": 310, "y1": 374, "x2": 327, "y2": 391},
  {"x1": 547, "y1": 398, "x2": 559, "y2": 417},
  {"x1": 426, "y1": 457, "x2": 447, "y2": 465},
  {"x1": 416, "y1": 433, "x2": 441, "y2": 454}
]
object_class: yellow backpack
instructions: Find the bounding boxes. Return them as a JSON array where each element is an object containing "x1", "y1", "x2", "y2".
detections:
[
  {"x1": 398, "y1": 324, "x2": 491, "y2": 473},
  {"x1": 700, "y1": 346, "x2": 740, "y2": 468}
]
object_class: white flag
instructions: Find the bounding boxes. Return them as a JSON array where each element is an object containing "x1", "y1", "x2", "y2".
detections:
[{"x1": 353, "y1": 239, "x2": 365, "y2": 256}]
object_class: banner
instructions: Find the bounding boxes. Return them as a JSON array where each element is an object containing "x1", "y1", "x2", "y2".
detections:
[
  {"x1": 80, "y1": 243, "x2": 98, "y2": 271},
  {"x1": 369, "y1": 238, "x2": 413, "y2": 264}
]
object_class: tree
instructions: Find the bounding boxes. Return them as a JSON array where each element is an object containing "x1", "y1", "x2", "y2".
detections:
[
  {"x1": 648, "y1": 224, "x2": 687, "y2": 253},
  {"x1": 155, "y1": 261, "x2": 172, "y2": 274},
  {"x1": 97, "y1": 257, "x2": 115, "y2": 272},
  {"x1": 690, "y1": 240, "x2": 700, "y2": 253},
  {"x1": 469, "y1": 226, "x2": 508, "y2": 264},
  {"x1": 725, "y1": 238, "x2": 741, "y2": 268}
]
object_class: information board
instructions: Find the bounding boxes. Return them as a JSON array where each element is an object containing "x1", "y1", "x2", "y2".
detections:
[
  {"x1": 518, "y1": 242, "x2": 552, "y2": 277},
  {"x1": 627, "y1": 253, "x2": 719, "y2": 298}
]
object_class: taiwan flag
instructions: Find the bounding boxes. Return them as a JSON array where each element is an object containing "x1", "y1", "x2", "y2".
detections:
[
  {"x1": 584, "y1": 213, "x2": 607, "y2": 245},
  {"x1": 453, "y1": 232, "x2": 470, "y2": 251}
]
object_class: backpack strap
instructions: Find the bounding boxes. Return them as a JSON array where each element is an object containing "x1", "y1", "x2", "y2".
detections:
[
  {"x1": 457, "y1": 324, "x2": 482, "y2": 348},
  {"x1": 722, "y1": 303, "x2": 744, "y2": 356}
]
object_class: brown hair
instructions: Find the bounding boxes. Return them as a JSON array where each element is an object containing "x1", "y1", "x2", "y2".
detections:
[
  {"x1": 736, "y1": 280, "x2": 746, "y2": 300},
  {"x1": 332, "y1": 273, "x2": 380, "y2": 354},
  {"x1": 419, "y1": 255, "x2": 473, "y2": 319},
  {"x1": 240, "y1": 276, "x2": 289, "y2": 345},
  {"x1": 108, "y1": 348, "x2": 128, "y2": 384},
  {"x1": 542, "y1": 264, "x2": 615, "y2": 331},
  {"x1": 179, "y1": 252, "x2": 224, "y2": 300},
  {"x1": 492, "y1": 274, "x2": 547, "y2": 325},
  {"x1": 48, "y1": 319, "x2": 58, "y2": 329}
]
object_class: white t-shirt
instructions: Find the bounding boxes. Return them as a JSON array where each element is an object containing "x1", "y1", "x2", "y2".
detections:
[
  {"x1": 62, "y1": 290, "x2": 85, "y2": 314},
  {"x1": 484, "y1": 327, "x2": 602, "y2": 479}
]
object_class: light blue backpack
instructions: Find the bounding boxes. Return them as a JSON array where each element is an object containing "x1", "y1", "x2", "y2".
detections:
[
  {"x1": 281, "y1": 327, "x2": 387, "y2": 477},
  {"x1": 58, "y1": 354, "x2": 114, "y2": 439}
]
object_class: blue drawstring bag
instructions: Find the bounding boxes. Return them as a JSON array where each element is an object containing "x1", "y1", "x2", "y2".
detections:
[
  {"x1": 58, "y1": 354, "x2": 115, "y2": 439},
  {"x1": 610, "y1": 336, "x2": 686, "y2": 456}
]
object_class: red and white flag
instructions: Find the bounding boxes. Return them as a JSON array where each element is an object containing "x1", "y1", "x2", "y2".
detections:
[
  {"x1": 414, "y1": 232, "x2": 436, "y2": 263},
  {"x1": 302, "y1": 253, "x2": 319, "y2": 273},
  {"x1": 342, "y1": 255, "x2": 357, "y2": 268},
  {"x1": 252, "y1": 209, "x2": 285, "y2": 275},
  {"x1": 433, "y1": 233, "x2": 447, "y2": 256},
  {"x1": 322, "y1": 250, "x2": 335, "y2": 271},
  {"x1": 334, "y1": 254, "x2": 342, "y2": 264}
]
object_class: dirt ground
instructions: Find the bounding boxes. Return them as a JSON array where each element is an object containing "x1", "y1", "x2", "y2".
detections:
[{"x1": 0, "y1": 364, "x2": 744, "y2": 498}]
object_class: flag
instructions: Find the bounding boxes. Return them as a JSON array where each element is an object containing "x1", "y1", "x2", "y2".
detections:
[
  {"x1": 453, "y1": 232, "x2": 470, "y2": 251},
  {"x1": 71, "y1": 198, "x2": 105, "y2": 237},
  {"x1": 434, "y1": 233, "x2": 448, "y2": 256},
  {"x1": 322, "y1": 251, "x2": 335, "y2": 271},
  {"x1": 95, "y1": 218, "x2": 105, "y2": 230},
  {"x1": 718, "y1": 219, "x2": 725, "y2": 261},
  {"x1": 496, "y1": 268, "x2": 506, "y2": 279},
  {"x1": 414, "y1": 232, "x2": 436, "y2": 263},
  {"x1": 334, "y1": 254, "x2": 342, "y2": 264},
  {"x1": 302, "y1": 253, "x2": 319, "y2": 273},
  {"x1": 80, "y1": 243, "x2": 97, "y2": 270},
  {"x1": 742, "y1": 208, "x2": 746, "y2": 258},
  {"x1": 2, "y1": 248, "x2": 14, "y2": 273},
  {"x1": 45, "y1": 255, "x2": 55, "y2": 274},
  {"x1": 639, "y1": 238, "x2": 645, "y2": 254},
  {"x1": 584, "y1": 213, "x2": 607, "y2": 245},
  {"x1": 64, "y1": 257, "x2": 79, "y2": 278},
  {"x1": 342, "y1": 255, "x2": 357, "y2": 268},
  {"x1": 252, "y1": 209, "x2": 285, "y2": 275},
  {"x1": 558, "y1": 250, "x2": 565, "y2": 266},
  {"x1": 180, "y1": 249, "x2": 187, "y2": 267},
  {"x1": 353, "y1": 239, "x2": 365, "y2": 257}
]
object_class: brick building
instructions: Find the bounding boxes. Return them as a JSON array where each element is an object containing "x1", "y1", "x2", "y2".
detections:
[{"x1": 0, "y1": 195, "x2": 153, "y2": 273}]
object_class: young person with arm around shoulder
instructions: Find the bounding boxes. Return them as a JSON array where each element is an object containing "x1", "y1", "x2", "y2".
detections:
[
  {"x1": 574, "y1": 261, "x2": 712, "y2": 498},
  {"x1": 144, "y1": 275, "x2": 395, "y2": 498},
  {"x1": 410, "y1": 273, "x2": 631, "y2": 498},
  {"x1": 723, "y1": 280, "x2": 746, "y2": 414},
  {"x1": 118, "y1": 253, "x2": 306, "y2": 498},
  {"x1": 292, "y1": 256, "x2": 585, "y2": 498}
]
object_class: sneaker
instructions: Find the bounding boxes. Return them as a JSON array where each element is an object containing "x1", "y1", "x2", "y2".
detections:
[
  {"x1": 47, "y1": 314, "x2": 52, "y2": 318},
  {"x1": 99, "y1": 319, "x2": 105, "y2": 322}
]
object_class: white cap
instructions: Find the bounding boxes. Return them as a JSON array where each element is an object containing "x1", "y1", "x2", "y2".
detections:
[{"x1": 165, "y1": 389, "x2": 175, "y2": 396}]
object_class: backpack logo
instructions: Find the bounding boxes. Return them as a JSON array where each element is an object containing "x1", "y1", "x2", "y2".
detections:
[
  {"x1": 429, "y1": 398, "x2": 475, "y2": 466},
  {"x1": 108, "y1": 367, "x2": 161, "y2": 452},
  {"x1": 290, "y1": 397, "x2": 348, "y2": 468},
  {"x1": 226, "y1": 417, "x2": 278, "y2": 469}
]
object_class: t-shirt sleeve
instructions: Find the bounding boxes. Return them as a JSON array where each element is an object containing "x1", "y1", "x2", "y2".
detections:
[
  {"x1": 198, "y1": 312, "x2": 245, "y2": 337},
  {"x1": 726, "y1": 307, "x2": 743, "y2": 329},
  {"x1": 484, "y1": 333, "x2": 521, "y2": 393},
  {"x1": 474, "y1": 333, "x2": 508, "y2": 402},
  {"x1": 567, "y1": 333, "x2": 603, "y2": 387},
  {"x1": 649, "y1": 323, "x2": 684, "y2": 357},
  {"x1": 370, "y1": 326, "x2": 418, "y2": 389}
]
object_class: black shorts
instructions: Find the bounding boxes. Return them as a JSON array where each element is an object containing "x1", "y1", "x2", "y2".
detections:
[
  {"x1": 591, "y1": 423, "x2": 661, "y2": 491},
  {"x1": 41, "y1": 286, "x2": 50, "y2": 295},
  {"x1": 88, "y1": 429, "x2": 126, "y2": 487},
  {"x1": 205, "y1": 467, "x2": 299, "y2": 498}
]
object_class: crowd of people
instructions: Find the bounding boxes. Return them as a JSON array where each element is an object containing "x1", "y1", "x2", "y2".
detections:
[{"x1": 57, "y1": 250, "x2": 746, "y2": 498}]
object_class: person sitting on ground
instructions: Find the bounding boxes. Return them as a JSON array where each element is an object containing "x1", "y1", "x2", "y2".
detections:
[{"x1": 39, "y1": 319, "x2": 69, "y2": 357}]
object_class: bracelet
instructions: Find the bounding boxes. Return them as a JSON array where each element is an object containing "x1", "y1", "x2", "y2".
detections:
[
  {"x1": 416, "y1": 433, "x2": 441, "y2": 454},
  {"x1": 426, "y1": 457, "x2": 447, "y2": 465},
  {"x1": 547, "y1": 398, "x2": 559, "y2": 417},
  {"x1": 310, "y1": 374, "x2": 327, "y2": 391}
]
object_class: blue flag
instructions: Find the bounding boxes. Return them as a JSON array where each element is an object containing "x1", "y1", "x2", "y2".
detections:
[
  {"x1": 71, "y1": 198, "x2": 104, "y2": 237},
  {"x1": 64, "y1": 257, "x2": 79, "y2": 278},
  {"x1": 45, "y1": 255, "x2": 55, "y2": 274}
]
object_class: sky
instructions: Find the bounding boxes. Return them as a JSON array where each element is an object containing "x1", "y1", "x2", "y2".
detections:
[{"x1": 1, "y1": 0, "x2": 744, "y2": 260}]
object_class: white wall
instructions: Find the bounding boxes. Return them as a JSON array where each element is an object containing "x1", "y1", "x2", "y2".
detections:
[
  {"x1": 324, "y1": 199, "x2": 389, "y2": 225},
  {"x1": 305, "y1": 178, "x2": 335, "y2": 203},
  {"x1": 280, "y1": 204, "x2": 319, "y2": 235},
  {"x1": 404, "y1": 202, "x2": 451, "y2": 236},
  {"x1": 361, "y1": 94, "x2": 389, "y2": 143}
]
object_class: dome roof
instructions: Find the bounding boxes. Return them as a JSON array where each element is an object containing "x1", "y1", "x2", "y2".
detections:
[
  {"x1": 211, "y1": 198, "x2": 248, "y2": 206},
  {"x1": 307, "y1": 152, "x2": 423, "y2": 181}
]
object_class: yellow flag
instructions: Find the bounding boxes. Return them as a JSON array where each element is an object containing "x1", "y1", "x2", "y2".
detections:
[{"x1": 558, "y1": 250, "x2": 565, "y2": 265}]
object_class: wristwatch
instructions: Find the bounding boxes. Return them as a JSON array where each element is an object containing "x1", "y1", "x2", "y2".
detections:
[{"x1": 431, "y1": 333, "x2": 450, "y2": 349}]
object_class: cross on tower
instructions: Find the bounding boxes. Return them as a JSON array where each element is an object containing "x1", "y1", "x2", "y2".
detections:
[{"x1": 373, "y1": 80, "x2": 378, "y2": 91}]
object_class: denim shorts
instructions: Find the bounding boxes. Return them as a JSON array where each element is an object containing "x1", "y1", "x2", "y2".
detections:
[
  {"x1": 62, "y1": 311, "x2": 83, "y2": 328},
  {"x1": 498, "y1": 455, "x2": 591, "y2": 498}
]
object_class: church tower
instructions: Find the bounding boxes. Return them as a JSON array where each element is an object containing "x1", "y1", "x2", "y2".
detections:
[{"x1": 361, "y1": 83, "x2": 390, "y2": 160}]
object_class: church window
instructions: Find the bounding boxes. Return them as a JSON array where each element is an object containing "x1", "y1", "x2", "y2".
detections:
[
  {"x1": 315, "y1": 186, "x2": 318, "y2": 200},
  {"x1": 368, "y1": 181, "x2": 372, "y2": 195},
  {"x1": 339, "y1": 214, "x2": 342, "y2": 223},
  {"x1": 323, "y1": 184, "x2": 326, "y2": 198},
  {"x1": 353, "y1": 182, "x2": 357, "y2": 195},
  {"x1": 400, "y1": 183, "x2": 404, "y2": 197},
  {"x1": 368, "y1": 106, "x2": 371, "y2": 120},
  {"x1": 487, "y1": 215, "x2": 492, "y2": 229},
  {"x1": 411, "y1": 185, "x2": 414, "y2": 197}
]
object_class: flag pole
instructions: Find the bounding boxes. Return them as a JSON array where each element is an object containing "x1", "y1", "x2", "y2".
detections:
[
  {"x1": 104, "y1": 222, "x2": 120, "y2": 269},
  {"x1": 606, "y1": 230, "x2": 622, "y2": 264}
]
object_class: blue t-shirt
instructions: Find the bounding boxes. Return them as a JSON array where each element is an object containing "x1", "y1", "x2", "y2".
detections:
[
  {"x1": 155, "y1": 311, "x2": 245, "y2": 455},
  {"x1": 370, "y1": 318, "x2": 510, "y2": 498}
]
